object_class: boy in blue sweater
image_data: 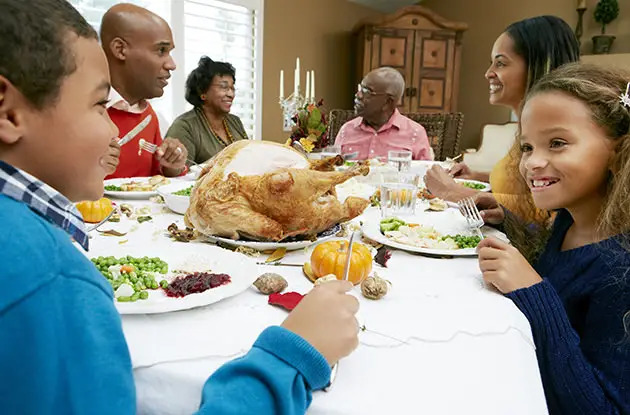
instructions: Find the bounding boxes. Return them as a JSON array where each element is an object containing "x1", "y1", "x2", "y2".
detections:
[
  {"x1": 0, "y1": 1, "x2": 360, "y2": 413},
  {"x1": 475, "y1": 64, "x2": 630, "y2": 414}
]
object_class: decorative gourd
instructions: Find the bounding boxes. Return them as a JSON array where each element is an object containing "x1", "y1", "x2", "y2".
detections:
[
  {"x1": 76, "y1": 198, "x2": 114, "y2": 223},
  {"x1": 310, "y1": 240, "x2": 372, "y2": 285}
]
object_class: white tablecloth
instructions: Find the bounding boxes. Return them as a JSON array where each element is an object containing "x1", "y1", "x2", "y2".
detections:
[{"x1": 88, "y1": 194, "x2": 548, "y2": 415}]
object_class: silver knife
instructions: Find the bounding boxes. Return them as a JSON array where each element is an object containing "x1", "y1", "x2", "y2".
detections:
[
  {"x1": 117, "y1": 114, "x2": 153, "y2": 146},
  {"x1": 342, "y1": 231, "x2": 356, "y2": 281},
  {"x1": 325, "y1": 231, "x2": 356, "y2": 392}
]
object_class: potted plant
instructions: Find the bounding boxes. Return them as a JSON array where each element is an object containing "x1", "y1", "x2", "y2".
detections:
[{"x1": 592, "y1": 0, "x2": 619, "y2": 54}]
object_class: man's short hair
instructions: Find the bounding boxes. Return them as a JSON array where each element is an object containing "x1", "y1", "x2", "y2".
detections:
[
  {"x1": 0, "y1": 0, "x2": 97, "y2": 109},
  {"x1": 374, "y1": 67, "x2": 405, "y2": 101}
]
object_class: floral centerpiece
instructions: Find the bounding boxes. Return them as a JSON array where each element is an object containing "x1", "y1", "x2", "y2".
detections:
[{"x1": 285, "y1": 99, "x2": 329, "y2": 153}]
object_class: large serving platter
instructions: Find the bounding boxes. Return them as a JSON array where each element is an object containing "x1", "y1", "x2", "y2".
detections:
[{"x1": 206, "y1": 224, "x2": 340, "y2": 251}]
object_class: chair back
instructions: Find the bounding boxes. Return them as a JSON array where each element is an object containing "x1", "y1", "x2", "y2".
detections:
[
  {"x1": 327, "y1": 109, "x2": 464, "y2": 160},
  {"x1": 405, "y1": 112, "x2": 464, "y2": 160},
  {"x1": 327, "y1": 109, "x2": 357, "y2": 143}
]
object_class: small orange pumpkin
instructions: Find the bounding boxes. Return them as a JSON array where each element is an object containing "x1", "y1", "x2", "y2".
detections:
[
  {"x1": 76, "y1": 198, "x2": 114, "y2": 223},
  {"x1": 310, "y1": 240, "x2": 373, "y2": 285}
]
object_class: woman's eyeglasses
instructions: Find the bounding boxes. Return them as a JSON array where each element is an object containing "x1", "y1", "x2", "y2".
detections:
[{"x1": 212, "y1": 83, "x2": 236, "y2": 93}]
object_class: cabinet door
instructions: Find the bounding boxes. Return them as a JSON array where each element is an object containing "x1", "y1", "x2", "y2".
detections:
[
  {"x1": 366, "y1": 27, "x2": 414, "y2": 112},
  {"x1": 410, "y1": 31, "x2": 456, "y2": 112}
]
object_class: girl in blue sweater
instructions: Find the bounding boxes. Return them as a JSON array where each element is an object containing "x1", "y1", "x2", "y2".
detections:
[
  {"x1": 0, "y1": 1, "x2": 359, "y2": 414},
  {"x1": 476, "y1": 64, "x2": 630, "y2": 414}
]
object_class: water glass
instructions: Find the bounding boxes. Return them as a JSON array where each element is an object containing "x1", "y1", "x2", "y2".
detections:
[
  {"x1": 320, "y1": 146, "x2": 342, "y2": 159},
  {"x1": 388, "y1": 150, "x2": 412, "y2": 172},
  {"x1": 380, "y1": 182, "x2": 417, "y2": 217}
]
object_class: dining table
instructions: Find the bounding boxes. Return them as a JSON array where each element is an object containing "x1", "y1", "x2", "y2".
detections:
[{"x1": 87, "y1": 173, "x2": 549, "y2": 415}]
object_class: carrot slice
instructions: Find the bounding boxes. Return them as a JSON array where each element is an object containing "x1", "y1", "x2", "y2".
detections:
[{"x1": 120, "y1": 265, "x2": 135, "y2": 273}]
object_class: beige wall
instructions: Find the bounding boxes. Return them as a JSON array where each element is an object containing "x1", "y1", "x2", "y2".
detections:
[
  {"x1": 420, "y1": 0, "x2": 630, "y2": 150},
  {"x1": 261, "y1": 0, "x2": 382, "y2": 142}
]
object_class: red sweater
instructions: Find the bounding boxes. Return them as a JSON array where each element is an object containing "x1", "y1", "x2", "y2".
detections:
[{"x1": 106, "y1": 105, "x2": 162, "y2": 179}]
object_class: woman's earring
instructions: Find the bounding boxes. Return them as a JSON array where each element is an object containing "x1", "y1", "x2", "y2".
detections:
[{"x1": 201, "y1": 94, "x2": 207, "y2": 101}]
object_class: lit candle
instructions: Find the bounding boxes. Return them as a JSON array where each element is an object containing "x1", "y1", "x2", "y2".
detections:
[
  {"x1": 310, "y1": 70, "x2": 315, "y2": 102},
  {"x1": 295, "y1": 57, "x2": 300, "y2": 95},
  {"x1": 305, "y1": 71, "x2": 311, "y2": 102},
  {"x1": 577, "y1": 0, "x2": 586, "y2": 9},
  {"x1": 279, "y1": 70, "x2": 284, "y2": 99}
]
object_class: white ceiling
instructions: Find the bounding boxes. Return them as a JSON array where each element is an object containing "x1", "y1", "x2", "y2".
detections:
[{"x1": 348, "y1": 0, "x2": 421, "y2": 13}]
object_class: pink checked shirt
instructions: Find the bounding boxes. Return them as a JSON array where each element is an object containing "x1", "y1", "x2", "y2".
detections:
[{"x1": 334, "y1": 109, "x2": 433, "y2": 160}]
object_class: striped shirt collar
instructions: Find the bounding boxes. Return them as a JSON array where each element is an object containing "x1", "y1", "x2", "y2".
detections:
[{"x1": 0, "y1": 160, "x2": 89, "y2": 250}]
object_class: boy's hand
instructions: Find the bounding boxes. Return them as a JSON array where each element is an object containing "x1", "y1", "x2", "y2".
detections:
[
  {"x1": 100, "y1": 139, "x2": 120, "y2": 175},
  {"x1": 477, "y1": 237, "x2": 542, "y2": 293},
  {"x1": 281, "y1": 280, "x2": 360, "y2": 366},
  {"x1": 156, "y1": 137, "x2": 187, "y2": 171}
]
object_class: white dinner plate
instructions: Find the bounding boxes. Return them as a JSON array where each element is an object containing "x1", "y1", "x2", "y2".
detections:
[
  {"x1": 104, "y1": 177, "x2": 164, "y2": 199},
  {"x1": 361, "y1": 209, "x2": 507, "y2": 257},
  {"x1": 454, "y1": 178, "x2": 491, "y2": 192},
  {"x1": 206, "y1": 224, "x2": 340, "y2": 251},
  {"x1": 90, "y1": 243, "x2": 259, "y2": 314}
]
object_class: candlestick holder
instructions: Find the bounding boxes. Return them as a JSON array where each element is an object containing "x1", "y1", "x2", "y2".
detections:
[
  {"x1": 575, "y1": 6, "x2": 587, "y2": 46},
  {"x1": 279, "y1": 90, "x2": 309, "y2": 131}
]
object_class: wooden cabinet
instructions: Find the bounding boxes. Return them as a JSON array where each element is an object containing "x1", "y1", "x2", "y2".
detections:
[{"x1": 354, "y1": 6, "x2": 467, "y2": 113}]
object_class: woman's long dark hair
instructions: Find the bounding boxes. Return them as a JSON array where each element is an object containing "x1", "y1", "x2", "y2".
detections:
[{"x1": 505, "y1": 15, "x2": 580, "y2": 94}]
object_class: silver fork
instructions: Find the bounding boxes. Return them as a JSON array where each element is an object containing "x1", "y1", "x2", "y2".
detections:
[
  {"x1": 139, "y1": 139, "x2": 159, "y2": 154},
  {"x1": 138, "y1": 140, "x2": 198, "y2": 166},
  {"x1": 458, "y1": 197, "x2": 484, "y2": 239}
]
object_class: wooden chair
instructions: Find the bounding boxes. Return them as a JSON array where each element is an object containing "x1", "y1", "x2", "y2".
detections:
[
  {"x1": 327, "y1": 109, "x2": 356, "y2": 145},
  {"x1": 326, "y1": 109, "x2": 464, "y2": 161}
]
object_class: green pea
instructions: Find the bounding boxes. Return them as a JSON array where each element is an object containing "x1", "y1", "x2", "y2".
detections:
[
  {"x1": 117, "y1": 296, "x2": 131, "y2": 302},
  {"x1": 139, "y1": 291, "x2": 149, "y2": 300},
  {"x1": 130, "y1": 292, "x2": 140, "y2": 301},
  {"x1": 160, "y1": 280, "x2": 169, "y2": 289}
]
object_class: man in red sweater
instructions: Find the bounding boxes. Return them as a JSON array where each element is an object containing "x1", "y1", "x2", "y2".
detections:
[{"x1": 100, "y1": 3, "x2": 188, "y2": 179}]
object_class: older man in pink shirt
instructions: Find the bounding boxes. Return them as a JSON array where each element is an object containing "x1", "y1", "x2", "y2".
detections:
[{"x1": 334, "y1": 67, "x2": 433, "y2": 161}]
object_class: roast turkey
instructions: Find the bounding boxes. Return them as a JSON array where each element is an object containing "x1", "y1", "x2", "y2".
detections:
[{"x1": 185, "y1": 141, "x2": 370, "y2": 241}]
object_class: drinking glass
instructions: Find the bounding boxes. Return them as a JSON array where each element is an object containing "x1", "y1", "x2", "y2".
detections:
[
  {"x1": 320, "y1": 146, "x2": 342, "y2": 159},
  {"x1": 380, "y1": 182, "x2": 417, "y2": 217},
  {"x1": 387, "y1": 150, "x2": 412, "y2": 172}
]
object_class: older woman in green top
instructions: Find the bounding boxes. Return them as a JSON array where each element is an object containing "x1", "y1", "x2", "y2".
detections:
[{"x1": 167, "y1": 56, "x2": 248, "y2": 165}]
